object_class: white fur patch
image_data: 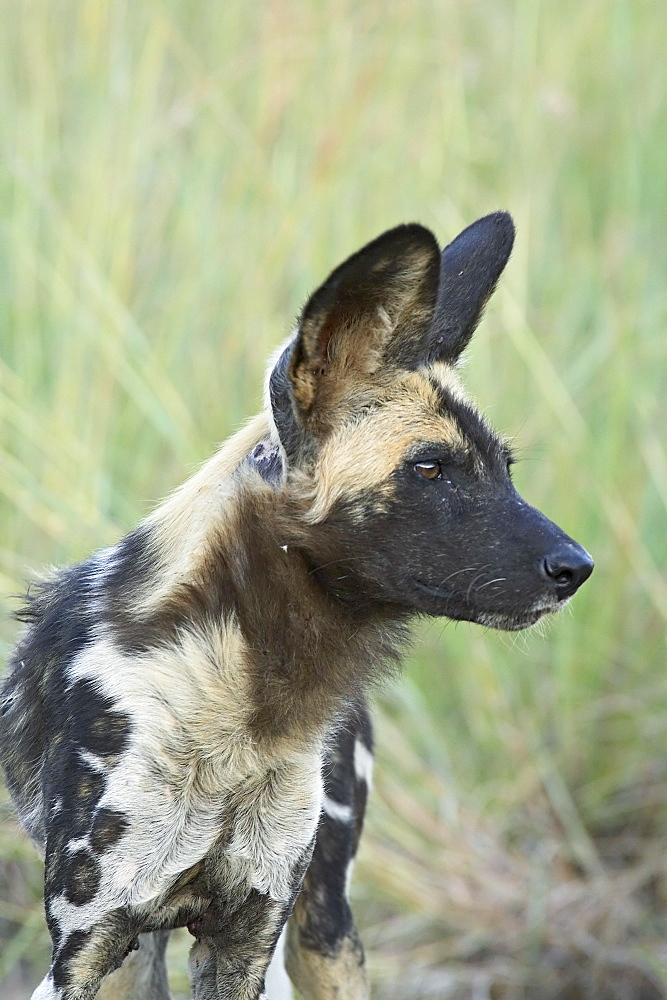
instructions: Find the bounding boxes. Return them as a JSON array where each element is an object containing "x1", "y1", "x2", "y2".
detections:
[
  {"x1": 322, "y1": 793, "x2": 353, "y2": 824},
  {"x1": 64, "y1": 836, "x2": 90, "y2": 855},
  {"x1": 31, "y1": 972, "x2": 61, "y2": 1000},
  {"x1": 77, "y1": 748, "x2": 107, "y2": 773},
  {"x1": 353, "y1": 738, "x2": 374, "y2": 789}
]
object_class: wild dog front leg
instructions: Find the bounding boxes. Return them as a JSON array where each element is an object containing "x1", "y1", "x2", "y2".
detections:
[
  {"x1": 94, "y1": 931, "x2": 171, "y2": 1000},
  {"x1": 188, "y1": 832, "x2": 315, "y2": 1000},
  {"x1": 188, "y1": 888, "x2": 298, "y2": 1000},
  {"x1": 286, "y1": 702, "x2": 373, "y2": 1000},
  {"x1": 31, "y1": 906, "x2": 141, "y2": 1000}
]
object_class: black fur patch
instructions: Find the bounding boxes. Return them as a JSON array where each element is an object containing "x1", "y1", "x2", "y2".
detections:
[
  {"x1": 65, "y1": 679, "x2": 131, "y2": 759},
  {"x1": 48, "y1": 754, "x2": 107, "y2": 839},
  {"x1": 52, "y1": 848, "x2": 102, "y2": 906},
  {"x1": 15, "y1": 561, "x2": 98, "y2": 639},
  {"x1": 90, "y1": 807, "x2": 129, "y2": 853}
]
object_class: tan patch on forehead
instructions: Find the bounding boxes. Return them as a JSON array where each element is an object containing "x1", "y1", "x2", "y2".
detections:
[{"x1": 304, "y1": 366, "x2": 468, "y2": 523}]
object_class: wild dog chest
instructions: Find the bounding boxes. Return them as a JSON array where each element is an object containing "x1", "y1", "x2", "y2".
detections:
[{"x1": 54, "y1": 630, "x2": 324, "y2": 916}]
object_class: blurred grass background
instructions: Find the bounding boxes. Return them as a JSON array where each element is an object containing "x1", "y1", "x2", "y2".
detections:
[{"x1": 0, "y1": 0, "x2": 665, "y2": 997}]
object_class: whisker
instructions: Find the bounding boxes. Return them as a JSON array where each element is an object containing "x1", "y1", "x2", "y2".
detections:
[
  {"x1": 465, "y1": 565, "x2": 493, "y2": 601},
  {"x1": 476, "y1": 576, "x2": 507, "y2": 591},
  {"x1": 434, "y1": 565, "x2": 484, "y2": 591}
]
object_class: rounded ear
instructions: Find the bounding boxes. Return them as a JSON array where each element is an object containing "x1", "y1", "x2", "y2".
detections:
[
  {"x1": 428, "y1": 212, "x2": 515, "y2": 363},
  {"x1": 288, "y1": 224, "x2": 441, "y2": 419}
]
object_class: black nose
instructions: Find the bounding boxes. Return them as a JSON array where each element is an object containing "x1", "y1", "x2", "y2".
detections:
[{"x1": 541, "y1": 544, "x2": 594, "y2": 598}]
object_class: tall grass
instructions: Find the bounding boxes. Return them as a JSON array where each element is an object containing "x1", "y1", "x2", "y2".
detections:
[{"x1": 1, "y1": 1, "x2": 665, "y2": 997}]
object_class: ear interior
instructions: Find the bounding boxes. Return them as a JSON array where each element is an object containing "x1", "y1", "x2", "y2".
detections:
[
  {"x1": 288, "y1": 224, "x2": 441, "y2": 419},
  {"x1": 429, "y1": 212, "x2": 515, "y2": 363}
]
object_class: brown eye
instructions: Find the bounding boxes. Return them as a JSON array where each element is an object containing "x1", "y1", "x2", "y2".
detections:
[{"x1": 414, "y1": 461, "x2": 442, "y2": 480}]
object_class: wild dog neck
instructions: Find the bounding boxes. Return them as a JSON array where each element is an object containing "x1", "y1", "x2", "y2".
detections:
[{"x1": 221, "y1": 483, "x2": 410, "y2": 741}]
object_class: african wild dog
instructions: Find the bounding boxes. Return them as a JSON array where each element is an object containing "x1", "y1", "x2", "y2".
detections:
[{"x1": 0, "y1": 213, "x2": 593, "y2": 1000}]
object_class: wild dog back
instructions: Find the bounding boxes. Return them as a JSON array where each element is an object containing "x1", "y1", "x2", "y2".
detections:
[{"x1": 0, "y1": 214, "x2": 592, "y2": 1000}]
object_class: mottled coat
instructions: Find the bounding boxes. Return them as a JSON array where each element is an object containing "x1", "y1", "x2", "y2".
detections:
[{"x1": 0, "y1": 214, "x2": 592, "y2": 1000}]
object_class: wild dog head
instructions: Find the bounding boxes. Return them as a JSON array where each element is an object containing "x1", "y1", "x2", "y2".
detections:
[{"x1": 267, "y1": 214, "x2": 593, "y2": 630}]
